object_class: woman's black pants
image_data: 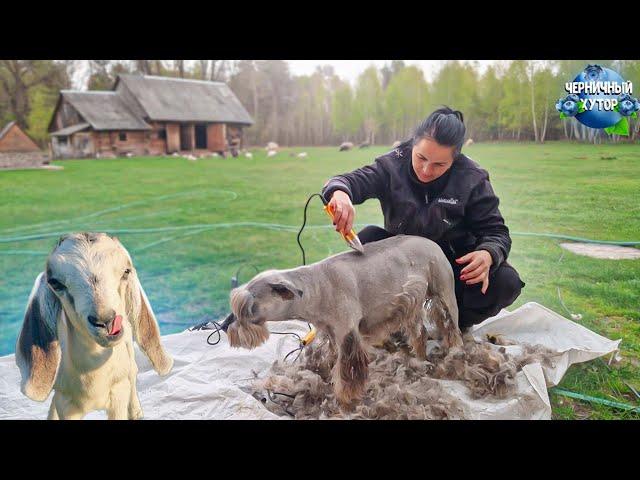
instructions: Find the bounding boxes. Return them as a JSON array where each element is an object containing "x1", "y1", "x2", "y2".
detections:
[{"x1": 357, "y1": 225, "x2": 525, "y2": 330}]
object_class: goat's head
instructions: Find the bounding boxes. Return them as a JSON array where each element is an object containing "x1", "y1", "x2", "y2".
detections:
[
  {"x1": 44, "y1": 233, "x2": 134, "y2": 347},
  {"x1": 226, "y1": 270, "x2": 303, "y2": 350}
]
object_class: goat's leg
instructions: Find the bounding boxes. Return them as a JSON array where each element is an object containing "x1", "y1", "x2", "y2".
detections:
[
  {"x1": 47, "y1": 396, "x2": 59, "y2": 420},
  {"x1": 407, "y1": 319, "x2": 429, "y2": 360},
  {"x1": 126, "y1": 342, "x2": 143, "y2": 420},
  {"x1": 332, "y1": 327, "x2": 370, "y2": 407},
  {"x1": 107, "y1": 381, "x2": 131, "y2": 420},
  {"x1": 128, "y1": 381, "x2": 143, "y2": 420},
  {"x1": 388, "y1": 275, "x2": 430, "y2": 359},
  {"x1": 426, "y1": 270, "x2": 463, "y2": 352},
  {"x1": 50, "y1": 393, "x2": 87, "y2": 420},
  {"x1": 427, "y1": 297, "x2": 463, "y2": 351}
]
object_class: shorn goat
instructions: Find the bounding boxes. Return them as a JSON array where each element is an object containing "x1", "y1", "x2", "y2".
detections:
[{"x1": 225, "y1": 235, "x2": 463, "y2": 405}]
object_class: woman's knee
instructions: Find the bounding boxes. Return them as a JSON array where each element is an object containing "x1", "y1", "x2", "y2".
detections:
[{"x1": 493, "y1": 263, "x2": 525, "y2": 306}]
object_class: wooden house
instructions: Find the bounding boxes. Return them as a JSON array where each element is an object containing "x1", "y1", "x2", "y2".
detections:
[
  {"x1": 0, "y1": 121, "x2": 41, "y2": 152},
  {"x1": 48, "y1": 74, "x2": 254, "y2": 159}
]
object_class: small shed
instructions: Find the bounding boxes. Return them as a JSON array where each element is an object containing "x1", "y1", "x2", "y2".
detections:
[
  {"x1": 0, "y1": 121, "x2": 48, "y2": 169},
  {"x1": 0, "y1": 122, "x2": 40, "y2": 152}
]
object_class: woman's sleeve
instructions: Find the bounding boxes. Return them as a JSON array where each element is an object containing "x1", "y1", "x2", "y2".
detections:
[
  {"x1": 321, "y1": 158, "x2": 387, "y2": 205},
  {"x1": 466, "y1": 178, "x2": 512, "y2": 273}
]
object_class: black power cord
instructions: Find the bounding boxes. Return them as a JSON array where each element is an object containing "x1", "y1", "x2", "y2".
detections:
[
  {"x1": 202, "y1": 191, "x2": 323, "y2": 363},
  {"x1": 231, "y1": 264, "x2": 260, "y2": 289},
  {"x1": 296, "y1": 192, "x2": 327, "y2": 266}
]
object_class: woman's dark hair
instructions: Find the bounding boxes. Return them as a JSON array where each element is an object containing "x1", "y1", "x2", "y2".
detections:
[{"x1": 413, "y1": 106, "x2": 466, "y2": 153}]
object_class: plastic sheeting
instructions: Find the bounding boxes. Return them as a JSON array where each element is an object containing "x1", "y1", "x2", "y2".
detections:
[{"x1": 0, "y1": 302, "x2": 621, "y2": 420}]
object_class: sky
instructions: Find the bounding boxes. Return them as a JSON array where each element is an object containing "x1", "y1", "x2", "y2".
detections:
[
  {"x1": 72, "y1": 60, "x2": 502, "y2": 90},
  {"x1": 286, "y1": 60, "x2": 499, "y2": 84}
]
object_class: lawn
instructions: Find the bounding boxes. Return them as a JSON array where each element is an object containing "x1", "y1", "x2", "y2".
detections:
[{"x1": 1, "y1": 142, "x2": 639, "y2": 419}]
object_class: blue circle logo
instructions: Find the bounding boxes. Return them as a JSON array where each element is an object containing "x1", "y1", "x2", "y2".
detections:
[{"x1": 556, "y1": 64, "x2": 639, "y2": 136}]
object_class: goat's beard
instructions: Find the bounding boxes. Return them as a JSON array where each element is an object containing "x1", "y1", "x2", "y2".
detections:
[{"x1": 227, "y1": 320, "x2": 270, "y2": 349}]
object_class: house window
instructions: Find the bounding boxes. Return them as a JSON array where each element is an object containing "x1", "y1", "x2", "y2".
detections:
[
  {"x1": 119, "y1": 132, "x2": 127, "y2": 142},
  {"x1": 157, "y1": 129, "x2": 167, "y2": 140},
  {"x1": 58, "y1": 136, "x2": 68, "y2": 145}
]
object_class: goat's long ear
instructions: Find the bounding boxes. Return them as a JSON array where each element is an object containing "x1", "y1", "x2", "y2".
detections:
[
  {"x1": 125, "y1": 272, "x2": 173, "y2": 376},
  {"x1": 268, "y1": 280, "x2": 303, "y2": 301},
  {"x1": 115, "y1": 239, "x2": 173, "y2": 376},
  {"x1": 15, "y1": 272, "x2": 61, "y2": 402}
]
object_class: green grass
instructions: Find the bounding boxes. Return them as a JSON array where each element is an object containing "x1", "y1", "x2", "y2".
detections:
[{"x1": 1, "y1": 142, "x2": 639, "y2": 419}]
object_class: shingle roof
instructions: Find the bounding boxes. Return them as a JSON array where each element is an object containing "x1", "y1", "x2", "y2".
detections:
[
  {"x1": 50, "y1": 123, "x2": 91, "y2": 136},
  {"x1": 115, "y1": 74, "x2": 254, "y2": 125},
  {"x1": 61, "y1": 91, "x2": 152, "y2": 131}
]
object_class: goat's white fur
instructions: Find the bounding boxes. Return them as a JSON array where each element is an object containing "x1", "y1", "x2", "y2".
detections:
[{"x1": 15, "y1": 233, "x2": 173, "y2": 420}]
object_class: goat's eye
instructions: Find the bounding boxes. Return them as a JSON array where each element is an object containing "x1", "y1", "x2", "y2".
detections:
[
  {"x1": 47, "y1": 278, "x2": 66, "y2": 291},
  {"x1": 122, "y1": 268, "x2": 132, "y2": 280}
]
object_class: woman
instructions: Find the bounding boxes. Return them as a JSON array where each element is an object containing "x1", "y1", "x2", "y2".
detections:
[{"x1": 321, "y1": 107, "x2": 525, "y2": 330}]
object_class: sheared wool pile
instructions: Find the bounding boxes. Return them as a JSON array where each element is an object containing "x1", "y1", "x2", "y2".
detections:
[{"x1": 254, "y1": 332, "x2": 556, "y2": 419}]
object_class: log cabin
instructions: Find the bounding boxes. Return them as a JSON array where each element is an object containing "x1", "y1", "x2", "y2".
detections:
[{"x1": 47, "y1": 74, "x2": 254, "y2": 159}]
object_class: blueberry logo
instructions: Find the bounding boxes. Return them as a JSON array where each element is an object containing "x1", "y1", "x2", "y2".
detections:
[
  {"x1": 583, "y1": 64, "x2": 604, "y2": 82},
  {"x1": 556, "y1": 64, "x2": 637, "y2": 136},
  {"x1": 555, "y1": 94, "x2": 584, "y2": 117},
  {"x1": 616, "y1": 93, "x2": 640, "y2": 117}
]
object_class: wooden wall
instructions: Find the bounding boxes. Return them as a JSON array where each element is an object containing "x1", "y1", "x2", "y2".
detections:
[
  {"x1": 50, "y1": 100, "x2": 83, "y2": 132},
  {"x1": 92, "y1": 131, "x2": 148, "y2": 156},
  {"x1": 166, "y1": 124, "x2": 180, "y2": 153},
  {"x1": 207, "y1": 124, "x2": 226, "y2": 151},
  {"x1": 148, "y1": 122, "x2": 168, "y2": 155},
  {"x1": 49, "y1": 122, "x2": 245, "y2": 158}
]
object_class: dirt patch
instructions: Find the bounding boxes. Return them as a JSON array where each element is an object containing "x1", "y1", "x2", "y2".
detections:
[{"x1": 560, "y1": 242, "x2": 640, "y2": 260}]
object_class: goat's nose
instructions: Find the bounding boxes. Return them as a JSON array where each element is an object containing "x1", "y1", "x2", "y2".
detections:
[{"x1": 88, "y1": 310, "x2": 117, "y2": 329}]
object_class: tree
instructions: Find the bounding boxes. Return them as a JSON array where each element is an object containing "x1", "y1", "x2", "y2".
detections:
[
  {"x1": 498, "y1": 60, "x2": 530, "y2": 140},
  {"x1": 332, "y1": 81, "x2": 357, "y2": 141},
  {"x1": 476, "y1": 65, "x2": 505, "y2": 140},
  {"x1": 380, "y1": 60, "x2": 406, "y2": 90},
  {"x1": 0, "y1": 60, "x2": 70, "y2": 130},
  {"x1": 429, "y1": 61, "x2": 480, "y2": 138},
  {"x1": 383, "y1": 65, "x2": 429, "y2": 142},
  {"x1": 353, "y1": 66, "x2": 383, "y2": 144}
]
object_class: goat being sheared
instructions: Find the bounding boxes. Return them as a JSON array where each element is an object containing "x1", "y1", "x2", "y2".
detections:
[{"x1": 225, "y1": 235, "x2": 463, "y2": 406}]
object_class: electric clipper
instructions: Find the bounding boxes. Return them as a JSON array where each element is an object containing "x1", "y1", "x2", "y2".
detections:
[{"x1": 321, "y1": 194, "x2": 364, "y2": 253}]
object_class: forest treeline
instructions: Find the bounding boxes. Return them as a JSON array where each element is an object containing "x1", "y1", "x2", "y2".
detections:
[{"x1": 1, "y1": 60, "x2": 639, "y2": 148}]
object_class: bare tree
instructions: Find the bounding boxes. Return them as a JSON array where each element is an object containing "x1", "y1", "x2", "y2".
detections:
[
  {"x1": 198, "y1": 60, "x2": 209, "y2": 80},
  {"x1": 0, "y1": 60, "x2": 68, "y2": 128},
  {"x1": 173, "y1": 60, "x2": 185, "y2": 78},
  {"x1": 135, "y1": 60, "x2": 151, "y2": 75}
]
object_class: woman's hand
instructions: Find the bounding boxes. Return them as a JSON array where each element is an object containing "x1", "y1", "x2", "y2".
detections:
[
  {"x1": 329, "y1": 190, "x2": 355, "y2": 235},
  {"x1": 455, "y1": 250, "x2": 493, "y2": 294}
]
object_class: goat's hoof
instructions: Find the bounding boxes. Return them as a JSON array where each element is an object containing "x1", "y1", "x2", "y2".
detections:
[{"x1": 129, "y1": 408, "x2": 144, "y2": 420}]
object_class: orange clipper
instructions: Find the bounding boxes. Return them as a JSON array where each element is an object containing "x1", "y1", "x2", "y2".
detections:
[{"x1": 323, "y1": 203, "x2": 364, "y2": 253}]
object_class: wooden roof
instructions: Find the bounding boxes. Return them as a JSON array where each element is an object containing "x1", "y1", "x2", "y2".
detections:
[
  {"x1": 114, "y1": 75, "x2": 254, "y2": 125},
  {"x1": 60, "y1": 91, "x2": 152, "y2": 131}
]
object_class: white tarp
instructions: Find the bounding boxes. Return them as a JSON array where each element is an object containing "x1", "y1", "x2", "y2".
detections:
[{"x1": 0, "y1": 302, "x2": 621, "y2": 420}]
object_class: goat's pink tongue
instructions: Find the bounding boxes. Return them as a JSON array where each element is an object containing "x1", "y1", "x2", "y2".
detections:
[{"x1": 110, "y1": 315, "x2": 123, "y2": 335}]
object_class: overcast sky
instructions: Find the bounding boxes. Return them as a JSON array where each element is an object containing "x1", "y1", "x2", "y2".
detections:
[
  {"x1": 286, "y1": 60, "x2": 499, "y2": 84},
  {"x1": 72, "y1": 60, "x2": 502, "y2": 89}
]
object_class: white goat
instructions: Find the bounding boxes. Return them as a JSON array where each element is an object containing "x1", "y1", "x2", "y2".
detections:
[{"x1": 15, "y1": 232, "x2": 173, "y2": 419}]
